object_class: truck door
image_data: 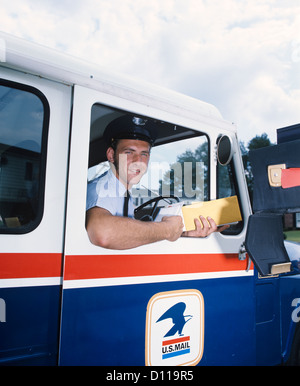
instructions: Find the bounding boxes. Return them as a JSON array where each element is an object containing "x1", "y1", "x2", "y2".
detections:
[
  {"x1": 59, "y1": 85, "x2": 255, "y2": 366},
  {"x1": 0, "y1": 68, "x2": 71, "y2": 364}
]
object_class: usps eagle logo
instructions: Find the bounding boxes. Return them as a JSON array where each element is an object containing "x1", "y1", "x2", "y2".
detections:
[
  {"x1": 156, "y1": 302, "x2": 192, "y2": 337},
  {"x1": 145, "y1": 290, "x2": 204, "y2": 366},
  {"x1": 155, "y1": 302, "x2": 192, "y2": 360}
]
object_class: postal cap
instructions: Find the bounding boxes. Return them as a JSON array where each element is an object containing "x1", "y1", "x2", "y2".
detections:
[{"x1": 104, "y1": 114, "x2": 158, "y2": 146}]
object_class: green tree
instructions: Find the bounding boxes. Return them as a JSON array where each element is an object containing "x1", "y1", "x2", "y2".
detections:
[{"x1": 240, "y1": 133, "x2": 273, "y2": 201}]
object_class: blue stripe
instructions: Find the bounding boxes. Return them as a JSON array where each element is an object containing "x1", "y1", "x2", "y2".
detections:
[{"x1": 162, "y1": 348, "x2": 190, "y2": 360}]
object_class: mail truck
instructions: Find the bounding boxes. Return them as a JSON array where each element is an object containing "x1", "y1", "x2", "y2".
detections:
[{"x1": 0, "y1": 32, "x2": 300, "y2": 366}]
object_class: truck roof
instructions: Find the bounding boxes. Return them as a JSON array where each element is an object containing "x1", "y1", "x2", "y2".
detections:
[{"x1": 0, "y1": 31, "x2": 228, "y2": 127}]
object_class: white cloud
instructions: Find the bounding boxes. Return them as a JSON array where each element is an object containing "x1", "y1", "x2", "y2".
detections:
[{"x1": 1, "y1": 0, "x2": 300, "y2": 143}]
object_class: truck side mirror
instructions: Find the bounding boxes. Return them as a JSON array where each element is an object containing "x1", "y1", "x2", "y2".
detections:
[{"x1": 217, "y1": 135, "x2": 234, "y2": 166}]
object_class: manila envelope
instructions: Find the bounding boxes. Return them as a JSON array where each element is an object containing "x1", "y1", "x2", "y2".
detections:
[{"x1": 181, "y1": 195, "x2": 242, "y2": 231}]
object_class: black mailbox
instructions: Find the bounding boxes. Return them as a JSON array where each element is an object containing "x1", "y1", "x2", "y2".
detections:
[{"x1": 245, "y1": 126, "x2": 300, "y2": 276}]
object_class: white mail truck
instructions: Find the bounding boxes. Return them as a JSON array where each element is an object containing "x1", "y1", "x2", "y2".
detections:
[{"x1": 0, "y1": 32, "x2": 299, "y2": 366}]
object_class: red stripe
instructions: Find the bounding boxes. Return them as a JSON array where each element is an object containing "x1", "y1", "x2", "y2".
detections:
[
  {"x1": 64, "y1": 253, "x2": 251, "y2": 280},
  {"x1": 0, "y1": 253, "x2": 62, "y2": 279},
  {"x1": 163, "y1": 336, "x2": 190, "y2": 346}
]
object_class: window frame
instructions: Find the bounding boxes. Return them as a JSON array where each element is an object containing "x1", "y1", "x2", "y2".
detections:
[
  {"x1": 0, "y1": 78, "x2": 50, "y2": 234},
  {"x1": 216, "y1": 158, "x2": 244, "y2": 235}
]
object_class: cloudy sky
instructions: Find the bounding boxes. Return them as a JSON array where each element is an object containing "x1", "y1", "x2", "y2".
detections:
[{"x1": 1, "y1": 0, "x2": 300, "y2": 144}]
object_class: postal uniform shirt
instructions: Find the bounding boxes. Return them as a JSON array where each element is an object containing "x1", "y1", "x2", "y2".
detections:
[{"x1": 86, "y1": 168, "x2": 134, "y2": 218}]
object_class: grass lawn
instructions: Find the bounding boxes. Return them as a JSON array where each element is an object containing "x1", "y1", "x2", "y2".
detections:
[{"x1": 284, "y1": 230, "x2": 300, "y2": 242}]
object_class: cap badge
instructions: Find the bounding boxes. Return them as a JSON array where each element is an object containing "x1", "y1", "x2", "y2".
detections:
[{"x1": 132, "y1": 117, "x2": 147, "y2": 126}]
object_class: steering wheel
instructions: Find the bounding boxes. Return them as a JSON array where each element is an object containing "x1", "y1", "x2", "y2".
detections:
[{"x1": 134, "y1": 195, "x2": 180, "y2": 222}]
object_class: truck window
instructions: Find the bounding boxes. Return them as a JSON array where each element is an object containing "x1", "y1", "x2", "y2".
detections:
[
  {"x1": 88, "y1": 104, "x2": 209, "y2": 218},
  {"x1": 88, "y1": 105, "x2": 246, "y2": 236},
  {"x1": 0, "y1": 79, "x2": 49, "y2": 233}
]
